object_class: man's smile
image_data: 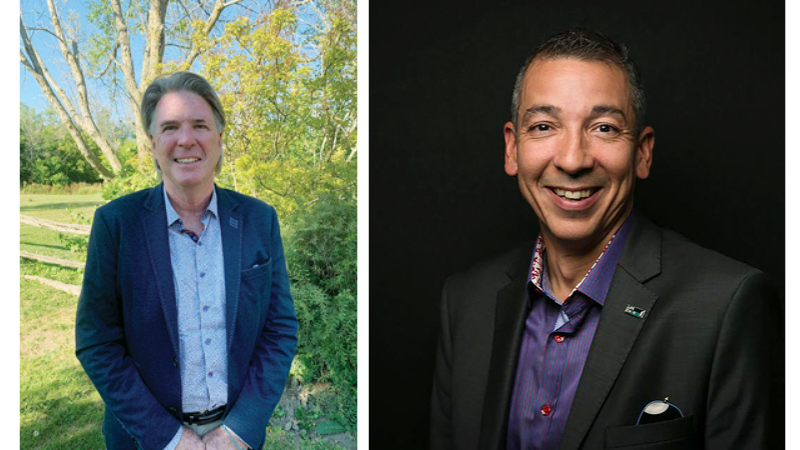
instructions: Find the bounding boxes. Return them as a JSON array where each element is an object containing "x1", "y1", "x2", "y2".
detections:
[
  {"x1": 550, "y1": 187, "x2": 599, "y2": 201},
  {"x1": 175, "y1": 157, "x2": 201, "y2": 164},
  {"x1": 545, "y1": 186, "x2": 603, "y2": 211}
]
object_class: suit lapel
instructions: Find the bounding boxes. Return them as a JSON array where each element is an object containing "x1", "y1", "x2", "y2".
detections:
[
  {"x1": 215, "y1": 186, "x2": 242, "y2": 351},
  {"x1": 559, "y1": 215, "x2": 662, "y2": 450},
  {"x1": 141, "y1": 183, "x2": 180, "y2": 356},
  {"x1": 479, "y1": 248, "x2": 533, "y2": 450}
]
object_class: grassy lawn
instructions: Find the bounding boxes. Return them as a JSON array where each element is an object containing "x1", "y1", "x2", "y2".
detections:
[
  {"x1": 20, "y1": 278, "x2": 105, "y2": 449},
  {"x1": 20, "y1": 193, "x2": 351, "y2": 450},
  {"x1": 20, "y1": 194, "x2": 103, "y2": 449},
  {"x1": 20, "y1": 194, "x2": 105, "y2": 222},
  {"x1": 20, "y1": 193, "x2": 103, "y2": 264}
]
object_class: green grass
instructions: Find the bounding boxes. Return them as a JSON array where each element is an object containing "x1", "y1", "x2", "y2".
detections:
[
  {"x1": 20, "y1": 193, "x2": 105, "y2": 222},
  {"x1": 20, "y1": 278, "x2": 106, "y2": 450},
  {"x1": 21, "y1": 225, "x2": 87, "y2": 263},
  {"x1": 263, "y1": 426, "x2": 349, "y2": 450},
  {"x1": 21, "y1": 259, "x2": 84, "y2": 286},
  {"x1": 19, "y1": 193, "x2": 102, "y2": 264},
  {"x1": 20, "y1": 193, "x2": 106, "y2": 449}
]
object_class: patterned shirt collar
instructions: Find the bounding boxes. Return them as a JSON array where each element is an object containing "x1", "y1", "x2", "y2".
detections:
[
  {"x1": 529, "y1": 212, "x2": 635, "y2": 306},
  {"x1": 164, "y1": 185, "x2": 218, "y2": 226}
]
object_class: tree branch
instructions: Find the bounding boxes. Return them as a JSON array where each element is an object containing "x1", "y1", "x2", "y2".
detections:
[
  {"x1": 96, "y1": 43, "x2": 120, "y2": 78},
  {"x1": 182, "y1": 0, "x2": 240, "y2": 68},
  {"x1": 20, "y1": 20, "x2": 114, "y2": 179},
  {"x1": 45, "y1": 0, "x2": 124, "y2": 173},
  {"x1": 25, "y1": 27, "x2": 64, "y2": 42}
]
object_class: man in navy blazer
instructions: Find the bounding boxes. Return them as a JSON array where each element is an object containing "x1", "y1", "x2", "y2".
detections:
[{"x1": 76, "y1": 72, "x2": 297, "y2": 450}]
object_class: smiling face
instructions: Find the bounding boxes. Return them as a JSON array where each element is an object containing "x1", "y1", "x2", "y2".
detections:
[
  {"x1": 151, "y1": 90, "x2": 222, "y2": 195},
  {"x1": 504, "y1": 58, "x2": 654, "y2": 251}
]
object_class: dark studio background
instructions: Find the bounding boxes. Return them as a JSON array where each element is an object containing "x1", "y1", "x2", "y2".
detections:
[{"x1": 369, "y1": 1, "x2": 784, "y2": 448}]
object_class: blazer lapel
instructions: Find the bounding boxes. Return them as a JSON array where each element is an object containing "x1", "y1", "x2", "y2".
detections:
[
  {"x1": 559, "y1": 215, "x2": 663, "y2": 450},
  {"x1": 479, "y1": 248, "x2": 533, "y2": 450},
  {"x1": 141, "y1": 183, "x2": 180, "y2": 356},
  {"x1": 215, "y1": 186, "x2": 242, "y2": 352}
]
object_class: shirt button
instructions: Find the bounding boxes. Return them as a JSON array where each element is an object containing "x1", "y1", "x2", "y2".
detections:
[
  {"x1": 205, "y1": 338, "x2": 211, "y2": 345},
  {"x1": 200, "y1": 272, "x2": 206, "y2": 278},
  {"x1": 553, "y1": 334, "x2": 565, "y2": 343},
  {"x1": 203, "y1": 305, "x2": 210, "y2": 312},
  {"x1": 541, "y1": 403, "x2": 552, "y2": 417},
  {"x1": 208, "y1": 372, "x2": 214, "y2": 378}
]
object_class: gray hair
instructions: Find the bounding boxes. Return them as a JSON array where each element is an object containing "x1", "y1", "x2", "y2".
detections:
[
  {"x1": 141, "y1": 71, "x2": 226, "y2": 176},
  {"x1": 510, "y1": 28, "x2": 646, "y2": 136}
]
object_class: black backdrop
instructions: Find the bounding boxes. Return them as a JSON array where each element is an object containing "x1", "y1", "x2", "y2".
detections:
[{"x1": 369, "y1": 1, "x2": 784, "y2": 448}]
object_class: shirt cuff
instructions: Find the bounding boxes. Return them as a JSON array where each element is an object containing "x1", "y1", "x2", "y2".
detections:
[
  {"x1": 223, "y1": 425, "x2": 251, "y2": 449},
  {"x1": 162, "y1": 426, "x2": 183, "y2": 450}
]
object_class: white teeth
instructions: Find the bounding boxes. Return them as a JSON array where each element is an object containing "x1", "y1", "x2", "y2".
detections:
[
  {"x1": 175, "y1": 158, "x2": 199, "y2": 164},
  {"x1": 554, "y1": 188, "x2": 594, "y2": 200}
]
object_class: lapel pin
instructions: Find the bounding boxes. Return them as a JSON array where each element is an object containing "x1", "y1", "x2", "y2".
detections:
[
  {"x1": 229, "y1": 218, "x2": 238, "y2": 229},
  {"x1": 624, "y1": 305, "x2": 646, "y2": 319}
]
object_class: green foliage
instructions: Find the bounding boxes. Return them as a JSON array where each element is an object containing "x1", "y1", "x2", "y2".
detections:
[
  {"x1": 286, "y1": 193, "x2": 357, "y2": 429},
  {"x1": 315, "y1": 420, "x2": 346, "y2": 436},
  {"x1": 20, "y1": 104, "x2": 103, "y2": 186},
  {"x1": 100, "y1": 146, "x2": 158, "y2": 200},
  {"x1": 287, "y1": 193, "x2": 357, "y2": 294},
  {"x1": 296, "y1": 406, "x2": 323, "y2": 431},
  {"x1": 188, "y1": 7, "x2": 357, "y2": 221},
  {"x1": 58, "y1": 233, "x2": 89, "y2": 254},
  {"x1": 272, "y1": 404, "x2": 286, "y2": 419},
  {"x1": 56, "y1": 208, "x2": 93, "y2": 254}
]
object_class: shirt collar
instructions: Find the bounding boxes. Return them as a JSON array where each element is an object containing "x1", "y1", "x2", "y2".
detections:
[
  {"x1": 164, "y1": 185, "x2": 218, "y2": 227},
  {"x1": 529, "y1": 212, "x2": 635, "y2": 306}
]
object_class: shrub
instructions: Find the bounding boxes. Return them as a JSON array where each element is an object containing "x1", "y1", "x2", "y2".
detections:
[
  {"x1": 20, "y1": 182, "x2": 103, "y2": 195},
  {"x1": 284, "y1": 192, "x2": 357, "y2": 429}
]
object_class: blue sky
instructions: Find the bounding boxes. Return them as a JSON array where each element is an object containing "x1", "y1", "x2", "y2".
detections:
[{"x1": 20, "y1": 0, "x2": 94, "y2": 111}]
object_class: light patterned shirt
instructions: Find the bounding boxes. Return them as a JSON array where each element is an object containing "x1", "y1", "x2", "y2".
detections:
[{"x1": 162, "y1": 187, "x2": 228, "y2": 450}]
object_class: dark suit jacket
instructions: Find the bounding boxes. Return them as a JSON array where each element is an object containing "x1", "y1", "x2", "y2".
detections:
[
  {"x1": 76, "y1": 183, "x2": 298, "y2": 450},
  {"x1": 430, "y1": 215, "x2": 782, "y2": 449}
]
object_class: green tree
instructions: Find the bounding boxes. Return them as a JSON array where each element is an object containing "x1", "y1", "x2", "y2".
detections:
[
  {"x1": 20, "y1": 0, "x2": 250, "y2": 178},
  {"x1": 20, "y1": 103, "x2": 104, "y2": 185}
]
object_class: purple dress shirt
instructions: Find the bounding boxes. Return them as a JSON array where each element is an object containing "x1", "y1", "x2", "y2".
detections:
[{"x1": 506, "y1": 214, "x2": 634, "y2": 450}]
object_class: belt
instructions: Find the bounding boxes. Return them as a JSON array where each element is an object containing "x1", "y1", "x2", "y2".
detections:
[{"x1": 182, "y1": 404, "x2": 226, "y2": 425}]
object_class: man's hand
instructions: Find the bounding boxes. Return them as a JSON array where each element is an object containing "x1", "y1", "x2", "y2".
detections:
[
  {"x1": 202, "y1": 427, "x2": 248, "y2": 450},
  {"x1": 175, "y1": 426, "x2": 206, "y2": 450}
]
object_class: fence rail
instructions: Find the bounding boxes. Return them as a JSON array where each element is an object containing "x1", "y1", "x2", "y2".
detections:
[
  {"x1": 20, "y1": 250, "x2": 86, "y2": 269},
  {"x1": 22, "y1": 275, "x2": 81, "y2": 296},
  {"x1": 20, "y1": 214, "x2": 91, "y2": 235}
]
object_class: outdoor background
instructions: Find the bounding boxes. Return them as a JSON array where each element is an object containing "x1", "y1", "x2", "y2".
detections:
[
  {"x1": 370, "y1": 0, "x2": 784, "y2": 448},
  {"x1": 20, "y1": 0, "x2": 356, "y2": 448}
]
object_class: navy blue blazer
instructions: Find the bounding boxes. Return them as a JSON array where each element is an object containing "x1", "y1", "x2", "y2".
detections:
[{"x1": 76, "y1": 183, "x2": 298, "y2": 450}]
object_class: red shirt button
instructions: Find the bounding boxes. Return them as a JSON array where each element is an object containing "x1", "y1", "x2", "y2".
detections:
[
  {"x1": 553, "y1": 334, "x2": 565, "y2": 343},
  {"x1": 540, "y1": 403, "x2": 552, "y2": 416}
]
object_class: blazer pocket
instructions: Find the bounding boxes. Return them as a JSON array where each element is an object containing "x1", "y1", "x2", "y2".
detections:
[
  {"x1": 240, "y1": 258, "x2": 273, "y2": 309},
  {"x1": 605, "y1": 415, "x2": 694, "y2": 449},
  {"x1": 241, "y1": 257, "x2": 272, "y2": 280}
]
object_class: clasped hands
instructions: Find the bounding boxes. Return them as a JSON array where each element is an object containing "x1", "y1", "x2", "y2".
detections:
[{"x1": 176, "y1": 426, "x2": 247, "y2": 450}]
